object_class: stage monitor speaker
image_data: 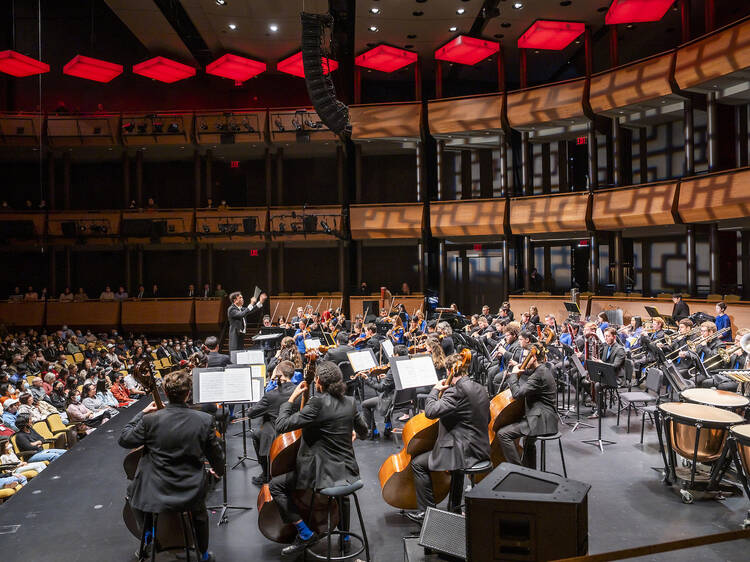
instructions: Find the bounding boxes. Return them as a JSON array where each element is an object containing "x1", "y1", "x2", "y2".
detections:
[
  {"x1": 419, "y1": 508, "x2": 466, "y2": 561},
  {"x1": 242, "y1": 217, "x2": 257, "y2": 234},
  {"x1": 302, "y1": 215, "x2": 318, "y2": 233},
  {"x1": 0, "y1": 220, "x2": 36, "y2": 238},
  {"x1": 465, "y1": 463, "x2": 590, "y2": 562},
  {"x1": 61, "y1": 221, "x2": 77, "y2": 237},
  {"x1": 122, "y1": 219, "x2": 153, "y2": 237},
  {"x1": 301, "y1": 12, "x2": 351, "y2": 138}
]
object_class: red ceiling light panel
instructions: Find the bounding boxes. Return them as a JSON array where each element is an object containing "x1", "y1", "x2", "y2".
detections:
[
  {"x1": 133, "y1": 56, "x2": 196, "y2": 83},
  {"x1": 518, "y1": 20, "x2": 585, "y2": 50},
  {"x1": 435, "y1": 36, "x2": 499, "y2": 66},
  {"x1": 276, "y1": 51, "x2": 338, "y2": 78},
  {"x1": 355, "y1": 45, "x2": 417, "y2": 73},
  {"x1": 605, "y1": 0, "x2": 674, "y2": 25},
  {"x1": 63, "y1": 55, "x2": 123, "y2": 83},
  {"x1": 0, "y1": 50, "x2": 50, "y2": 77},
  {"x1": 206, "y1": 54, "x2": 266, "y2": 82}
]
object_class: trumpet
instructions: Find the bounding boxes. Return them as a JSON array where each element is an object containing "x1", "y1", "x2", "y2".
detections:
[{"x1": 702, "y1": 333, "x2": 750, "y2": 370}]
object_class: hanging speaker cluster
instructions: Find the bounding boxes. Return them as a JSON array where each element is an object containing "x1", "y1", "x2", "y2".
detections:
[{"x1": 300, "y1": 12, "x2": 351, "y2": 138}]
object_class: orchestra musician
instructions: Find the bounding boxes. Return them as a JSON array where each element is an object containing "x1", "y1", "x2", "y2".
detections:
[
  {"x1": 291, "y1": 307, "x2": 305, "y2": 324},
  {"x1": 387, "y1": 316, "x2": 406, "y2": 345},
  {"x1": 293, "y1": 318, "x2": 311, "y2": 355},
  {"x1": 437, "y1": 322, "x2": 455, "y2": 356},
  {"x1": 247, "y1": 361, "x2": 300, "y2": 486},
  {"x1": 528, "y1": 305, "x2": 540, "y2": 327},
  {"x1": 589, "y1": 327, "x2": 626, "y2": 419},
  {"x1": 269, "y1": 361, "x2": 369, "y2": 557},
  {"x1": 489, "y1": 322, "x2": 523, "y2": 394},
  {"x1": 714, "y1": 301, "x2": 732, "y2": 342},
  {"x1": 698, "y1": 328, "x2": 748, "y2": 391},
  {"x1": 322, "y1": 332, "x2": 356, "y2": 365},
  {"x1": 693, "y1": 321, "x2": 723, "y2": 386},
  {"x1": 361, "y1": 345, "x2": 407, "y2": 439},
  {"x1": 406, "y1": 353, "x2": 491, "y2": 524},
  {"x1": 267, "y1": 337, "x2": 304, "y2": 384},
  {"x1": 204, "y1": 336, "x2": 231, "y2": 368},
  {"x1": 227, "y1": 291, "x2": 267, "y2": 352},
  {"x1": 118, "y1": 370, "x2": 224, "y2": 562},
  {"x1": 672, "y1": 319, "x2": 698, "y2": 379},
  {"x1": 496, "y1": 343, "x2": 557, "y2": 470},
  {"x1": 671, "y1": 293, "x2": 690, "y2": 322}
]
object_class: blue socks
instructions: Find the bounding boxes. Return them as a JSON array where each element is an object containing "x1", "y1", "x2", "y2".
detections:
[
  {"x1": 295, "y1": 520, "x2": 314, "y2": 540},
  {"x1": 372, "y1": 428, "x2": 379, "y2": 437},
  {"x1": 384, "y1": 421, "x2": 392, "y2": 431},
  {"x1": 201, "y1": 552, "x2": 210, "y2": 561},
  {"x1": 343, "y1": 534, "x2": 350, "y2": 542}
]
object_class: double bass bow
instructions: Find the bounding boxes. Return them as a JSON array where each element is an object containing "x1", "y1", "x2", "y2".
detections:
[{"x1": 377, "y1": 348, "x2": 472, "y2": 510}]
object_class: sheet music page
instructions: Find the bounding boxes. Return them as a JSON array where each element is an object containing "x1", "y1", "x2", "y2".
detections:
[
  {"x1": 398, "y1": 355, "x2": 438, "y2": 388},
  {"x1": 253, "y1": 286, "x2": 262, "y2": 300},
  {"x1": 236, "y1": 350, "x2": 265, "y2": 365},
  {"x1": 199, "y1": 371, "x2": 229, "y2": 403},
  {"x1": 304, "y1": 338, "x2": 322, "y2": 350},
  {"x1": 251, "y1": 377, "x2": 264, "y2": 401},
  {"x1": 381, "y1": 339, "x2": 394, "y2": 359},
  {"x1": 251, "y1": 364, "x2": 266, "y2": 381},
  {"x1": 224, "y1": 368, "x2": 253, "y2": 402},
  {"x1": 347, "y1": 350, "x2": 377, "y2": 372}
]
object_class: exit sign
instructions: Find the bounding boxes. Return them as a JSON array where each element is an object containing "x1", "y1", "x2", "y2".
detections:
[
  {"x1": 250, "y1": 249, "x2": 259, "y2": 257},
  {"x1": 473, "y1": 244, "x2": 483, "y2": 251},
  {"x1": 576, "y1": 136, "x2": 587, "y2": 145},
  {"x1": 231, "y1": 160, "x2": 239, "y2": 168}
]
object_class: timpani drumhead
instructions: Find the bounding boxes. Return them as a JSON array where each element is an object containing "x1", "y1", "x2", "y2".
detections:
[
  {"x1": 681, "y1": 388, "x2": 750, "y2": 409},
  {"x1": 731, "y1": 423, "x2": 750, "y2": 443},
  {"x1": 658, "y1": 402, "x2": 745, "y2": 425},
  {"x1": 732, "y1": 424, "x2": 750, "y2": 475}
]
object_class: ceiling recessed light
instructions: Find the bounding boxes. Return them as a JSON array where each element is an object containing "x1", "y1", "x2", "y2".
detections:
[
  {"x1": 494, "y1": 33, "x2": 504, "y2": 39},
  {"x1": 457, "y1": 8, "x2": 465, "y2": 15},
  {"x1": 404, "y1": 44, "x2": 414, "y2": 49},
  {"x1": 413, "y1": 11, "x2": 423, "y2": 16},
  {"x1": 449, "y1": 26, "x2": 458, "y2": 32},
  {"x1": 597, "y1": 6, "x2": 608, "y2": 12},
  {"x1": 625, "y1": 23, "x2": 635, "y2": 29},
  {"x1": 407, "y1": 34, "x2": 417, "y2": 39},
  {"x1": 501, "y1": 22, "x2": 511, "y2": 28},
  {"x1": 560, "y1": 1, "x2": 572, "y2": 6},
  {"x1": 370, "y1": 7, "x2": 380, "y2": 14},
  {"x1": 369, "y1": 25, "x2": 379, "y2": 32},
  {"x1": 269, "y1": 24, "x2": 278, "y2": 32},
  {"x1": 513, "y1": 2, "x2": 524, "y2": 9},
  {"x1": 227, "y1": 23, "x2": 237, "y2": 30}
]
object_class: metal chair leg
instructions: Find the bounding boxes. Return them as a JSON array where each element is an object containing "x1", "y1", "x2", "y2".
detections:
[
  {"x1": 326, "y1": 497, "x2": 333, "y2": 562},
  {"x1": 558, "y1": 438, "x2": 567, "y2": 478},
  {"x1": 180, "y1": 513, "x2": 192, "y2": 562},
  {"x1": 150, "y1": 514, "x2": 158, "y2": 562},
  {"x1": 353, "y1": 493, "x2": 370, "y2": 562}
]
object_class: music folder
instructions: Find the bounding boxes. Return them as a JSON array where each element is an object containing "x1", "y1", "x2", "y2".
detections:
[
  {"x1": 192, "y1": 365, "x2": 264, "y2": 404},
  {"x1": 346, "y1": 349, "x2": 378, "y2": 373},
  {"x1": 253, "y1": 285, "x2": 262, "y2": 300},
  {"x1": 391, "y1": 354, "x2": 438, "y2": 390},
  {"x1": 231, "y1": 349, "x2": 265, "y2": 365}
]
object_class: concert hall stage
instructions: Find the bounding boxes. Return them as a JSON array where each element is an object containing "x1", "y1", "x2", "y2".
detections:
[{"x1": 1, "y1": 397, "x2": 747, "y2": 562}]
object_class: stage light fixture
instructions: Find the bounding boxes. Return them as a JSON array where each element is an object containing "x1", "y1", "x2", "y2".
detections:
[
  {"x1": 370, "y1": 8, "x2": 380, "y2": 14},
  {"x1": 291, "y1": 223, "x2": 299, "y2": 233},
  {"x1": 63, "y1": 55, "x2": 123, "y2": 83},
  {"x1": 518, "y1": 20, "x2": 585, "y2": 50},
  {"x1": 206, "y1": 53, "x2": 266, "y2": 82},
  {"x1": 229, "y1": 120, "x2": 241, "y2": 132},
  {"x1": 0, "y1": 50, "x2": 50, "y2": 77},
  {"x1": 291, "y1": 117, "x2": 303, "y2": 131},
  {"x1": 202, "y1": 224, "x2": 210, "y2": 234},
  {"x1": 274, "y1": 118, "x2": 285, "y2": 131},
  {"x1": 136, "y1": 124, "x2": 148, "y2": 134},
  {"x1": 435, "y1": 35, "x2": 499, "y2": 66},
  {"x1": 152, "y1": 121, "x2": 163, "y2": 133},
  {"x1": 215, "y1": 0, "x2": 226, "y2": 5},
  {"x1": 513, "y1": 2, "x2": 524, "y2": 8},
  {"x1": 369, "y1": 26, "x2": 379, "y2": 32},
  {"x1": 216, "y1": 122, "x2": 227, "y2": 131},
  {"x1": 277, "y1": 51, "x2": 338, "y2": 78},
  {"x1": 605, "y1": 0, "x2": 674, "y2": 24},
  {"x1": 167, "y1": 122, "x2": 180, "y2": 133},
  {"x1": 242, "y1": 119, "x2": 254, "y2": 132},
  {"x1": 200, "y1": 121, "x2": 208, "y2": 130},
  {"x1": 278, "y1": 223, "x2": 286, "y2": 233},
  {"x1": 122, "y1": 122, "x2": 135, "y2": 133},
  {"x1": 321, "y1": 220, "x2": 332, "y2": 234},
  {"x1": 133, "y1": 56, "x2": 196, "y2": 83},
  {"x1": 355, "y1": 44, "x2": 417, "y2": 73}
]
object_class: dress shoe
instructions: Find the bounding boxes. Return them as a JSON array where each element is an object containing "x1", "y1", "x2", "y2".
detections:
[
  {"x1": 587, "y1": 410, "x2": 599, "y2": 419},
  {"x1": 405, "y1": 511, "x2": 425, "y2": 525},
  {"x1": 281, "y1": 532, "x2": 320, "y2": 558}
]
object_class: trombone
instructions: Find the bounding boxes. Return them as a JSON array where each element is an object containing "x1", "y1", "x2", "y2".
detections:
[{"x1": 702, "y1": 332, "x2": 750, "y2": 370}]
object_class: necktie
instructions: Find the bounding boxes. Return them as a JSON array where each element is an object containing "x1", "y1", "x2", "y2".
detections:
[{"x1": 606, "y1": 346, "x2": 611, "y2": 361}]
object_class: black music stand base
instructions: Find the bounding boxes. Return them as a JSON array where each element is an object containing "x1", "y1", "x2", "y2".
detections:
[
  {"x1": 231, "y1": 404, "x2": 258, "y2": 470},
  {"x1": 581, "y1": 389, "x2": 615, "y2": 453}
]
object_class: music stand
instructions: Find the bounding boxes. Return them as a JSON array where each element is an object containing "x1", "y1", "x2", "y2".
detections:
[
  {"x1": 566, "y1": 353, "x2": 594, "y2": 432},
  {"x1": 581, "y1": 360, "x2": 617, "y2": 452},
  {"x1": 228, "y1": 364, "x2": 266, "y2": 470},
  {"x1": 564, "y1": 301, "x2": 581, "y2": 321},
  {"x1": 390, "y1": 355, "x2": 438, "y2": 391},
  {"x1": 644, "y1": 306, "x2": 677, "y2": 330},
  {"x1": 193, "y1": 367, "x2": 260, "y2": 525}
]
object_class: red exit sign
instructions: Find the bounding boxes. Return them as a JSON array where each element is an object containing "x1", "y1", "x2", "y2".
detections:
[
  {"x1": 576, "y1": 136, "x2": 587, "y2": 145},
  {"x1": 250, "y1": 249, "x2": 259, "y2": 257},
  {"x1": 231, "y1": 160, "x2": 239, "y2": 168},
  {"x1": 473, "y1": 244, "x2": 483, "y2": 251}
]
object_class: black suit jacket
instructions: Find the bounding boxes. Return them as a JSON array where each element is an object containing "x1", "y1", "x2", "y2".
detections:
[
  {"x1": 323, "y1": 345, "x2": 356, "y2": 366},
  {"x1": 672, "y1": 300, "x2": 690, "y2": 322},
  {"x1": 363, "y1": 370, "x2": 395, "y2": 414},
  {"x1": 275, "y1": 393, "x2": 368, "y2": 489},
  {"x1": 441, "y1": 335, "x2": 455, "y2": 356},
  {"x1": 248, "y1": 381, "x2": 297, "y2": 455},
  {"x1": 119, "y1": 403, "x2": 224, "y2": 512},
  {"x1": 602, "y1": 342, "x2": 626, "y2": 384},
  {"x1": 228, "y1": 302, "x2": 263, "y2": 351},
  {"x1": 509, "y1": 363, "x2": 558, "y2": 437},
  {"x1": 424, "y1": 376, "x2": 491, "y2": 471},
  {"x1": 207, "y1": 351, "x2": 232, "y2": 368}
]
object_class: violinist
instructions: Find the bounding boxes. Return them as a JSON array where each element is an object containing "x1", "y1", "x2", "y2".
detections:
[
  {"x1": 118, "y1": 370, "x2": 224, "y2": 562},
  {"x1": 248, "y1": 361, "x2": 300, "y2": 486},
  {"x1": 361, "y1": 344, "x2": 407, "y2": 439},
  {"x1": 388, "y1": 316, "x2": 406, "y2": 345},
  {"x1": 415, "y1": 310, "x2": 427, "y2": 333},
  {"x1": 293, "y1": 319, "x2": 311, "y2": 355},
  {"x1": 322, "y1": 332, "x2": 356, "y2": 366},
  {"x1": 268, "y1": 337, "x2": 304, "y2": 384},
  {"x1": 363, "y1": 324, "x2": 384, "y2": 362},
  {"x1": 493, "y1": 330, "x2": 536, "y2": 392},
  {"x1": 496, "y1": 344, "x2": 557, "y2": 470},
  {"x1": 351, "y1": 325, "x2": 370, "y2": 350},
  {"x1": 406, "y1": 353, "x2": 491, "y2": 524},
  {"x1": 269, "y1": 361, "x2": 369, "y2": 557},
  {"x1": 437, "y1": 322, "x2": 455, "y2": 356},
  {"x1": 407, "y1": 317, "x2": 423, "y2": 342},
  {"x1": 291, "y1": 307, "x2": 305, "y2": 324},
  {"x1": 205, "y1": 336, "x2": 231, "y2": 368}
]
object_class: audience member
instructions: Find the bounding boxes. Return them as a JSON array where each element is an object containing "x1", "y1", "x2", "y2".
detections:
[
  {"x1": 99, "y1": 286, "x2": 115, "y2": 301},
  {"x1": 74, "y1": 288, "x2": 88, "y2": 302},
  {"x1": 59, "y1": 287, "x2": 74, "y2": 302},
  {"x1": 13, "y1": 414, "x2": 66, "y2": 462},
  {"x1": 24, "y1": 286, "x2": 39, "y2": 301}
]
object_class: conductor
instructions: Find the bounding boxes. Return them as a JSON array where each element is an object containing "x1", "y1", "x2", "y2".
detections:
[{"x1": 228, "y1": 290, "x2": 267, "y2": 352}]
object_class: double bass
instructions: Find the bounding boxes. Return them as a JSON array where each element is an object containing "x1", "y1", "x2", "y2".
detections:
[
  {"x1": 377, "y1": 349, "x2": 472, "y2": 509},
  {"x1": 256, "y1": 351, "x2": 339, "y2": 543}
]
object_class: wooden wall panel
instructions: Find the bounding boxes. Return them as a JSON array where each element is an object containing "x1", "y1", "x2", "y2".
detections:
[
  {"x1": 270, "y1": 295, "x2": 344, "y2": 323},
  {"x1": 121, "y1": 209, "x2": 194, "y2": 242},
  {"x1": 508, "y1": 295, "x2": 572, "y2": 324},
  {"x1": 47, "y1": 115, "x2": 120, "y2": 147},
  {"x1": 269, "y1": 109, "x2": 337, "y2": 143},
  {"x1": 195, "y1": 110, "x2": 266, "y2": 145},
  {"x1": 428, "y1": 94, "x2": 502, "y2": 135},
  {"x1": 509, "y1": 193, "x2": 589, "y2": 234},
  {"x1": 47, "y1": 211, "x2": 122, "y2": 236},
  {"x1": 121, "y1": 299, "x2": 194, "y2": 332},
  {"x1": 349, "y1": 295, "x2": 424, "y2": 319},
  {"x1": 121, "y1": 112, "x2": 193, "y2": 146},
  {"x1": 0, "y1": 114, "x2": 44, "y2": 146},
  {"x1": 268, "y1": 206, "x2": 342, "y2": 241},
  {"x1": 349, "y1": 203, "x2": 423, "y2": 239},
  {"x1": 593, "y1": 182, "x2": 677, "y2": 230},
  {"x1": 46, "y1": 301, "x2": 120, "y2": 328},
  {"x1": 349, "y1": 103, "x2": 421, "y2": 140},
  {"x1": 196, "y1": 208, "x2": 267, "y2": 239},
  {"x1": 0, "y1": 212, "x2": 46, "y2": 237},
  {"x1": 675, "y1": 18, "x2": 750, "y2": 90},
  {"x1": 430, "y1": 199, "x2": 505, "y2": 238},
  {"x1": 506, "y1": 78, "x2": 585, "y2": 129},
  {"x1": 678, "y1": 168, "x2": 750, "y2": 223},
  {"x1": 0, "y1": 302, "x2": 45, "y2": 327},
  {"x1": 589, "y1": 52, "x2": 675, "y2": 114},
  {"x1": 195, "y1": 298, "x2": 226, "y2": 332}
]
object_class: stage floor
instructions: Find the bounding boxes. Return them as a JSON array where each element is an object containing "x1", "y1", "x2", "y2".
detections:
[{"x1": 1, "y1": 396, "x2": 748, "y2": 562}]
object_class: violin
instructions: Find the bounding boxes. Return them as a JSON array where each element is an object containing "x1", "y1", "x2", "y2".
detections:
[{"x1": 355, "y1": 364, "x2": 389, "y2": 379}]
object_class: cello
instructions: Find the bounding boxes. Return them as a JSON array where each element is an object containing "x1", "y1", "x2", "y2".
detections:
[
  {"x1": 256, "y1": 351, "x2": 338, "y2": 543},
  {"x1": 378, "y1": 348, "x2": 471, "y2": 510}
]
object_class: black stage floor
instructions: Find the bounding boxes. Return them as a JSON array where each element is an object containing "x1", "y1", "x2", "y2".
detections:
[{"x1": 1, "y1": 396, "x2": 749, "y2": 562}]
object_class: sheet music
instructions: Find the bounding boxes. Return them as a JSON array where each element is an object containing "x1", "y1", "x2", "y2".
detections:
[
  {"x1": 253, "y1": 285, "x2": 262, "y2": 300},
  {"x1": 304, "y1": 338, "x2": 322, "y2": 350},
  {"x1": 236, "y1": 350, "x2": 265, "y2": 365},
  {"x1": 197, "y1": 369, "x2": 254, "y2": 403},
  {"x1": 397, "y1": 355, "x2": 438, "y2": 388},
  {"x1": 381, "y1": 339, "x2": 394, "y2": 359},
  {"x1": 347, "y1": 350, "x2": 377, "y2": 372}
]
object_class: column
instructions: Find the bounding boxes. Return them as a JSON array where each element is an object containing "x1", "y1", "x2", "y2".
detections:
[
  {"x1": 502, "y1": 238, "x2": 510, "y2": 301},
  {"x1": 416, "y1": 141, "x2": 423, "y2": 202},
  {"x1": 557, "y1": 140, "x2": 568, "y2": 192},
  {"x1": 354, "y1": 144, "x2": 362, "y2": 202},
  {"x1": 275, "y1": 147, "x2": 284, "y2": 205},
  {"x1": 587, "y1": 122, "x2": 598, "y2": 189},
  {"x1": 49, "y1": 249, "x2": 57, "y2": 297},
  {"x1": 266, "y1": 243, "x2": 273, "y2": 296},
  {"x1": 499, "y1": 136, "x2": 508, "y2": 197},
  {"x1": 125, "y1": 247, "x2": 132, "y2": 294},
  {"x1": 65, "y1": 247, "x2": 72, "y2": 289},
  {"x1": 135, "y1": 149, "x2": 143, "y2": 207},
  {"x1": 277, "y1": 244, "x2": 284, "y2": 293},
  {"x1": 207, "y1": 244, "x2": 214, "y2": 289},
  {"x1": 62, "y1": 150, "x2": 71, "y2": 210},
  {"x1": 709, "y1": 223, "x2": 719, "y2": 294},
  {"x1": 735, "y1": 106, "x2": 749, "y2": 168},
  {"x1": 338, "y1": 241, "x2": 346, "y2": 294},
  {"x1": 543, "y1": 246, "x2": 552, "y2": 292},
  {"x1": 355, "y1": 241, "x2": 363, "y2": 288},
  {"x1": 460, "y1": 249, "x2": 470, "y2": 313},
  {"x1": 265, "y1": 148, "x2": 273, "y2": 206},
  {"x1": 742, "y1": 230, "x2": 750, "y2": 300},
  {"x1": 589, "y1": 232, "x2": 599, "y2": 294},
  {"x1": 612, "y1": 117, "x2": 622, "y2": 186},
  {"x1": 439, "y1": 241, "x2": 447, "y2": 305},
  {"x1": 205, "y1": 149, "x2": 213, "y2": 203},
  {"x1": 122, "y1": 152, "x2": 130, "y2": 208},
  {"x1": 195, "y1": 245, "x2": 202, "y2": 288},
  {"x1": 707, "y1": 91, "x2": 718, "y2": 171},
  {"x1": 337, "y1": 144, "x2": 345, "y2": 204},
  {"x1": 686, "y1": 225, "x2": 696, "y2": 296},
  {"x1": 684, "y1": 99, "x2": 695, "y2": 176},
  {"x1": 48, "y1": 152, "x2": 56, "y2": 210},
  {"x1": 613, "y1": 231, "x2": 624, "y2": 293},
  {"x1": 414, "y1": 58, "x2": 422, "y2": 101},
  {"x1": 639, "y1": 128, "x2": 649, "y2": 184},
  {"x1": 541, "y1": 144, "x2": 551, "y2": 194},
  {"x1": 523, "y1": 236, "x2": 531, "y2": 292},
  {"x1": 435, "y1": 60, "x2": 443, "y2": 99},
  {"x1": 642, "y1": 240, "x2": 651, "y2": 296},
  {"x1": 193, "y1": 150, "x2": 201, "y2": 208},
  {"x1": 436, "y1": 140, "x2": 445, "y2": 200},
  {"x1": 461, "y1": 150, "x2": 472, "y2": 199},
  {"x1": 521, "y1": 133, "x2": 531, "y2": 195},
  {"x1": 136, "y1": 247, "x2": 143, "y2": 287},
  {"x1": 418, "y1": 241, "x2": 425, "y2": 294}
]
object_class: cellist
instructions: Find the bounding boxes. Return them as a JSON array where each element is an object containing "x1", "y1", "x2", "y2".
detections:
[
  {"x1": 406, "y1": 353, "x2": 490, "y2": 525},
  {"x1": 269, "y1": 361, "x2": 369, "y2": 557}
]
